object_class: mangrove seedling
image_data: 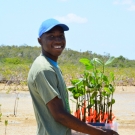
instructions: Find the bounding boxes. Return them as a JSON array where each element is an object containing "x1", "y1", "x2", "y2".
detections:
[
  {"x1": 13, "y1": 92, "x2": 19, "y2": 116},
  {"x1": 67, "y1": 57, "x2": 116, "y2": 123},
  {"x1": 5, "y1": 120, "x2": 8, "y2": 135}
]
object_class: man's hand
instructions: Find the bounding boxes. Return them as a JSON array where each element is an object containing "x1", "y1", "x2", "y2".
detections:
[{"x1": 101, "y1": 129, "x2": 119, "y2": 135}]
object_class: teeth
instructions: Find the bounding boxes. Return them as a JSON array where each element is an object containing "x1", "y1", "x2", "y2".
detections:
[{"x1": 54, "y1": 46, "x2": 61, "y2": 49}]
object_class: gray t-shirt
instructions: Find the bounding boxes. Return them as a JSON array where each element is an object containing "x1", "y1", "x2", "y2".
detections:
[{"x1": 27, "y1": 54, "x2": 71, "y2": 135}]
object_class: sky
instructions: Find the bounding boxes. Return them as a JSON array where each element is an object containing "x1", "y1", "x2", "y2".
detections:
[{"x1": 0, "y1": 0, "x2": 135, "y2": 60}]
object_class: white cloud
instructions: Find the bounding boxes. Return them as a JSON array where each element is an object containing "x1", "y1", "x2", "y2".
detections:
[
  {"x1": 54, "y1": 13, "x2": 88, "y2": 24},
  {"x1": 113, "y1": 0, "x2": 135, "y2": 11},
  {"x1": 122, "y1": 0, "x2": 133, "y2": 5},
  {"x1": 128, "y1": 5, "x2": 135, "y2": 11}
]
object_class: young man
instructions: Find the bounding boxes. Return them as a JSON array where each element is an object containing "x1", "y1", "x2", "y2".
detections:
[{"x1": 27, "y1": 18, "x2": 119, "y2": 135}]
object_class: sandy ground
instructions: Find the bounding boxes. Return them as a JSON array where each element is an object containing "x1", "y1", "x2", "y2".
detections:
[{"x1": 0, "y1": 85, "x2": 135, "y2": 135}]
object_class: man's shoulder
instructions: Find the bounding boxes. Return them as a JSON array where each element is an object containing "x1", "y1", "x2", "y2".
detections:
[
  {"x1": 29, "y1": 55, "x2": 53, "y2": 76},
  {"x1": 34, "y1": 55, "x2": 51, "y2": 67}
]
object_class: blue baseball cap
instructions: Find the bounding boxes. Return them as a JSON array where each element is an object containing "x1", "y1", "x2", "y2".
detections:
[{"x1": 38, "y1": 18, "x2": 69, "y2": 37}]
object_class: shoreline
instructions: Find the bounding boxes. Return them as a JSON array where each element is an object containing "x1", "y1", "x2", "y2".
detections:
[{"x1": 0, "y1": 83, "x2": 135, "y2": 92}]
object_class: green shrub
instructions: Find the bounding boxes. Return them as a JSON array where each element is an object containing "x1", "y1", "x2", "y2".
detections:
[{"x1": 4, "y1": 58, "x2": 21, "y2": 64}]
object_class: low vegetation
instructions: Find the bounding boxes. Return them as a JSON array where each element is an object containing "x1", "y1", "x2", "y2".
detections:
[{"x1": 0, "y1": 45, "x2": 135, "y2": 89}]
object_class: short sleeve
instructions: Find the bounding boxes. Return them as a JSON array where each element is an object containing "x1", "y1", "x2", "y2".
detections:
[{"x1": 35, "y1": 69, "x2": 61, "y2": 104}]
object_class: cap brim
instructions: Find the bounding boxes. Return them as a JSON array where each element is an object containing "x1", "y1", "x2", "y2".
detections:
[{"x1": 45, "y1": 24, "x2": 69, "y2": 33}]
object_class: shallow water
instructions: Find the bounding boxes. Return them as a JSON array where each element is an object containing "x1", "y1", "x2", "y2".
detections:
[
  {"x1": 113, "y1": 93, "x2": 135, "y2": 112},
  {"x1": 0, "y1": 91, "x2": 134, "y2": 135},
  {"x1": 0, "y1": 92, "x2": 135, "y2": 115},
  {"x1": 0, "y1": 92, "x2": 31, "y2": 98}
]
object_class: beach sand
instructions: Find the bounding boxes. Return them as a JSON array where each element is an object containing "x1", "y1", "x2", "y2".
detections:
[{"x1": 0, "y1": 85, "x2": 135, "y2": 135}]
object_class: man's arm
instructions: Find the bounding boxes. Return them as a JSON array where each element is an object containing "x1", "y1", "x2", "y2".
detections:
[{"x1": 47, "y1": 97, "x2": 119, "y2": 135}]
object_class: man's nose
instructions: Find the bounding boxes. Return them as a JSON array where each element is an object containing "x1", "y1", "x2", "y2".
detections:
[{"x1": 54, "y1": 37, "x2": 63, "y2": 42}]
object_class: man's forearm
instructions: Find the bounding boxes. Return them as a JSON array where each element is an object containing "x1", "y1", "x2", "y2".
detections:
[
  {"x1": 55, "y1": 111, "x2": 104, "y2": 135},
  {"x1": 47, "y1": 97, "x2": 118, "y2": 135}
]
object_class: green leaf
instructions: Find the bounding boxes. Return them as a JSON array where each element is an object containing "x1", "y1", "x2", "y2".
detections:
[
  {"x1": 111, "y1": 99, "x2": 115, "y2": 104},
  {"x1": 109, "y1": 84, "x2": 115, "y2": 93},
  {"x1": 87, "y1": 104, "x2": 94, "y2": 108},
  {"x1": 5, "y1": 120, "x2": 8, "y2": 126},
  {"x1": 90, "y1": 88, "x2": 95, "y2": 93},
  {"x1": 79, "y1": 58, "x2": 93, "y2": 70},
  {"x1": 88, "y1": 84, "x2": 94, "y2": 89},
  {"x1": 84, "y1": 71, "x2": 89, "y2": 78},
  {"x1": 104, "y1": 87, "x2": 111, "y2": 94},
  {"x1": 98, "y1": 72, "x2": 103, "y2": 78},
  {"x1": 72, "y1": 88, "x2": 78, "y2": 94},
  {"x1": 107, "y1": 102, "x2": 111, "y2": 107},
  {"x1": 102, "y1": 91, "x2": 107, "y2": 96},
  {"x1": 79, "y1": 58, "x2": 90, "y2": 65},
  {"x1": 93, "y1": 58, "x2": 103, "y2": 65},
  {"x1": 73, "y1": 93, "x2": 80, "y2": 99},
  {"x1": 89, "y1": 75, "x2": 96, "y2": 85},
  {"x1": 105, "y1": 57, "x2": 115, "y2": 65},
  {"x1": 85, "y1": 65, "x2": 93, "y2": 70},
  {"x1": 75, "y1": 80, "x2": 84, "y2": 88},
  {"x1": 96, "y1": 84, "x2": 101, "y2": 89},
  {"x1": 67, "y1": 86, "x2": 75, "y2": 91},
  {"x1": 102, "y1": 75, "x2": 108, "y2": 82},
  {"x1": 83, "y1": 79, "x2": 88, "y2": 86},
  {"x1": 71, "y1": 79, "x2": 80, "y2": 85},
  {"x1": 89, "y1": 99, "x2": 95, "y2": 105},
  {"x1": 110, "y1": 72, "x2": 115, "y2": 82},
  {"x1": 78, "y1": 87, "x2": 84, "y2": 94},
  {"x1": 91, "y1": 91, "x2": 98, "y2": 98}
]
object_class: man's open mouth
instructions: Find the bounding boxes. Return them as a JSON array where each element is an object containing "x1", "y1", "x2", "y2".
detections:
[{"x1": 53, "y1": 45, "x2": 63, "y2": 49}]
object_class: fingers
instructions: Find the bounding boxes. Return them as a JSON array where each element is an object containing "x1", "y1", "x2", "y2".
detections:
[
  {"x1": 103, "y1": 129, "x2": 119, "y2": 135},
  {"x1": 112, "y1": 131, "x2": 119, "y2": 135}
]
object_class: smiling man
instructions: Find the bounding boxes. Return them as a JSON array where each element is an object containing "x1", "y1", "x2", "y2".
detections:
[{"x1": 27, "y1": 18, "x2": 119, "y2": 135}]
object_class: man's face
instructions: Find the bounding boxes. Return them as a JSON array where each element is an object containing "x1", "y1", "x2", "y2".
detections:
[{"x1": 38, "y1": 26, "x2": 66, "y2": 61}]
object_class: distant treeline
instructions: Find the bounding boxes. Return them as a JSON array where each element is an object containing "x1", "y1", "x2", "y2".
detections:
[{"x1": 0, "y1": 45, "x2": 135, "y2": 67}]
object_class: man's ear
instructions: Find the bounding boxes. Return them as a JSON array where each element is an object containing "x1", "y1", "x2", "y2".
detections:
[{"x1": 38, "y1": 38, "x2": 42, "y2": 45}]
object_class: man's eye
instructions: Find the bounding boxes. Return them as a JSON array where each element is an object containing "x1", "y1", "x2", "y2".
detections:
[
  {"x1": 60, "y1": 35, "x2": 65, "y2": 38},
  {"x1": 50, "y1": 35, "x2": 54, "y2": 38},
  {"x1": 48, "y1": 35, "x2": 65, "y2": 40}
]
